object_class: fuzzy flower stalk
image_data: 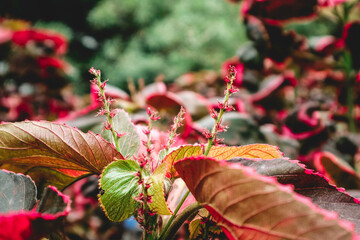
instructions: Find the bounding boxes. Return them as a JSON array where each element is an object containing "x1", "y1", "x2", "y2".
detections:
[
  {"x1": 203, "y1": 66, "x2": 238, "y2": 156},
  {"x1": 89, "y1": 67, "x2": 122, "y2": 152}
]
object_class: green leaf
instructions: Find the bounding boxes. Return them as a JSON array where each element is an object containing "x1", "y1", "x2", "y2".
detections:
[
  {"x1": 189, "y1": 219, "x2": 202, "y2": 239},
  {"x1": 99, "y1": 160, "x2": 141, "y2": 222},
  {"x1": 0, "y1": 121, "x2": 122, "y2": 189},
  {"x1": 148, "y1": 163, "x2": 172, "y2": 215},
  {"x1": 0, "y1": 170, "x2": 37, "y2": 212},
  {"x1": 175, "y1": 157, "x2": 359, "y2": 239},
  {"x1": 103, "y1": 110, "x2": 141, "y2": 159}
]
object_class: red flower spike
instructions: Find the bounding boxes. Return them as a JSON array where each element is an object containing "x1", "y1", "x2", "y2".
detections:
[
  {"x1": 218, "y1": 102, "x2": 225, "y2": 109},
  {"x1": 100, "y1": 79, "x2": 108, "y2": 89},
  {"x1": 96, "y1": 108, "x2": 107, "y2": 116},
  {"x1": 209, "y1": 108, "x2": 218, "y2": 119},
  {"x1": 89, "y1": 67, "x2": 98, "y2": 75},
  {"x1": 104, "y1": 121, "x2": 111, "y2": 130},
  {"x1": 115, "y1": 131, "x2": 127, "y2": 138},
  {"x1": 109, "y1": 110, "x2": 118, "y2": 118},
  {"x1": 203, "y1": 129, "x2": 212, "y2": 139}
]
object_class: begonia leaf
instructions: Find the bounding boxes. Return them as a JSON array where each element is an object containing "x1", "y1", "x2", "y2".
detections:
[
  {"x1": 0, "y1": 170, "x2": 71, "y2": 240},
  {"x1": 229, "y1": 157, "x2": 360, "y2": 231},
  {"x1": 0, "y1": 121, "x2": 123, "y2": 190},
  {"x1": 175, "y1": 157, "x2": 359, "y2": 239},
  {"x1": 98, "y1": 160, "x2": 141, "y2": 222},
  {"x1": 207, "y1": 144, "x2": 283, "y2": 160},
  {"x1": 148, "y1": 163, "x2": 172, "y2": 215},
  {"x1": 103, "y1": 110, "x2": 141, "y2": 159},
  {"x1": 164, "y1": 145, "x2": 202, "y2": 178}
]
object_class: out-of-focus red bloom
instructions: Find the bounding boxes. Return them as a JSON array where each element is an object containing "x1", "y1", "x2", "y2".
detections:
[
  {"x1": 0, "y1": 27, "x2": 13, "y2": 44},
  {"x1": 221, "y1": 57, "x2": 244, "y2": 87},
  {"x1": 12, "y1": 29, "x2": 67, "y2": 55},
  {"x1": 37, "y1": 56, "x2": 65, "y2": 78},
  {"x1": 242, "y1": 0, "x2": 318, "y2": 24}
]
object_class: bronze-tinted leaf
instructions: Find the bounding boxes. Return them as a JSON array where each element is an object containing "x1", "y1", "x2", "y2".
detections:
[
  {"x1": 0, "y1": 121, "x2": 122, "y2": 189},
  {"x1": 175, "y1": 157, "x2": 359, "y2": 239}
]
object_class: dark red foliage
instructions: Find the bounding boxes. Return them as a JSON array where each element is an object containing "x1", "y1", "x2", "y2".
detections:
[
  {"x1": 242, "y1": 0, "x2": 318, "y2": 24},
  {"x1": 342, "y1": 21, "x2": 360, "y2": 70}
]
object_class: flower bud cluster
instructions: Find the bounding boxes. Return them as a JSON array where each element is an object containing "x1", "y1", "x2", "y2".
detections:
[
  {"x1": 134, "y1": 170, "x2": 156, "y2": 233},
  {"x1": 89, "y1": 67, "x2": 125, "y2": 152},
  {"x1": 167, "y1": 106, "x2": 185, "y2": 148},
  {"x1": 203, "y1": 66, "x2": 238, "y2": 156}
]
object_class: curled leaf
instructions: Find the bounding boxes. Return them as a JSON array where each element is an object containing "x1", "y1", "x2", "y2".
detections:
[{"x1": 148, "y1": 163, "x2": 172, "y2": 215}]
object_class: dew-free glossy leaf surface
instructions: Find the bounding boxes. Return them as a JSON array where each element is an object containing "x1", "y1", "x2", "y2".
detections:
[
  {"x1": 99, "y1": 160, "x2": 141, "y2": 222},
  {"x1": 0, "y1": 121, "x2": 122, "y2": 189},
  {"x1": 175, "y1": 157, "x2": 359, "y2": 240}
]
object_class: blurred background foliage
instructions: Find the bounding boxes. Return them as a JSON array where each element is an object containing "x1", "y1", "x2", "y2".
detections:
[{"x1": 1, "y1": 0, "x2": 246, "y2": 93}]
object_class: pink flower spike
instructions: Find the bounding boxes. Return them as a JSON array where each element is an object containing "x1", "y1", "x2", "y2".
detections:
[
  {"x1": 100, "y1": 79, "x2": 108, "y2": 89},
  {"x1": 203, "y1": 129, "x2": 212, "y2": 139},
  {"x1": 104, "y1": 121, "x2": 111, "y2": 130},
  {"x1": 109, "y1": 109, "x2": 118, "y2": 118},
  {"x1": 96, "y1": 108, "x2": 107, "y2": 116},
  {"x1": 142, "y1": 129, "x2": 150, "y2": 135},
  {"x1": 116, "y1": 131, "x2": 127, "y2": 138},
  {"x1": 229, "y1": 87, "x2": 238, "y2": 94},
  {"x1": 225, "y1": 106, "x2": 234, "y2": 112},
  {"x1": 89, "y1": 67, "x2": 96, "y2": 75},
  {"x1": 209, "y1": 108, "x2": 218, "y2": 119}
]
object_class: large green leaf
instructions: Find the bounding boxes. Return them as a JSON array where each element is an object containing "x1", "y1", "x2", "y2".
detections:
[
  {"x1": 99, "y1": 160, "x2": 141, "y2": 222},
  {"x1": 0, "y1": 121, "x2": 123, "y2": 189},
  {"x1": 103, "y1": 110, "x2": 141, "y2": 159},
  {"x1": 175, "y1": 157, "x2": 359, "y2": 240}
]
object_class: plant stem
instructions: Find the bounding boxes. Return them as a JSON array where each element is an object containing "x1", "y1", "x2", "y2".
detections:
[
  {"x1": 159, "y1": 190, "x2": 190, "y2": 239},
  {"x1": 158, "y1": 202, "x2": 202, "y2": 240}
]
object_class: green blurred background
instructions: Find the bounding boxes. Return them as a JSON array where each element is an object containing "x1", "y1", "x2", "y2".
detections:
[{"x1": 1, "y1": 0, "x2": 246, "y2": 93}]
